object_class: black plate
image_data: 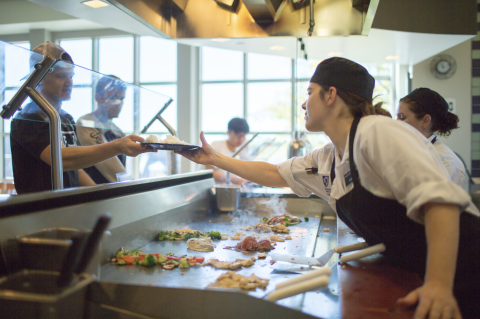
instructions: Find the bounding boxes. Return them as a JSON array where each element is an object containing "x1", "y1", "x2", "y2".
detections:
[{"x1": 141, "y1": 143, "x2": 200, "y2": 151}]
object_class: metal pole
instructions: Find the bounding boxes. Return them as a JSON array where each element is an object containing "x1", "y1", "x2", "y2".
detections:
[{"x1": 25, "y1": 87, "x2": 63, "y2": 190}]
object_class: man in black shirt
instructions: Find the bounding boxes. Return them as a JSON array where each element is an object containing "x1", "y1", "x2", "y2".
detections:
[{"x1": 10, "y1": 42, "x2": 155, "y2": 194}]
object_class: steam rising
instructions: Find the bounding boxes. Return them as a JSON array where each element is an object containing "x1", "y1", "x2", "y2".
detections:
[{"x1": 229, "y1": 194, "x2": 289, "y2": 225}]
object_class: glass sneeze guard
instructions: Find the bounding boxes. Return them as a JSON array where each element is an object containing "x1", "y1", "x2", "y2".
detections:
[{"x1": 0, "y1": 39, "x2": 177, "y2": 195}]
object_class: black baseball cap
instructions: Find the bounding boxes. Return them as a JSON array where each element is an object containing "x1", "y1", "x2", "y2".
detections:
[{"x1": 310, "y1": 57, "x2": 375, "y2": 101}]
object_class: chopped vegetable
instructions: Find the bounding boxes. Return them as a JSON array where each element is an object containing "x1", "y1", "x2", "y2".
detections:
[
  {"x1": 304, "y1": 217, "x2": 309, "y2": 222},
  {"x1": 209, "y1": 230, "x2": 222, "y2": 240},
  {"x1": 157, "y1": 254, "x2": 168, "y2": 263},
  {"x1": 158, "y1": 231, "x2": 166, "y2": 241},
  {"x1": 179, "y1": 259, "x2": 190, "y2": 269},
  {"x1": 188, "y1": 259, "x2": 197, "y2": 265},
  {"x1": 117, "y1": 260, "x2": 126, "y2": 265},
  {"x1": 139, "y1": 254, "x2": 157, "y2": 267},
  {"x1": 194, "y1": 256, "x2": 205, "y2": 263},
  {"x1": 116, "y1": 250, "x2": 124, "y2": 259},
  {"x1": 123, "y1": 255, "x2": 136, "y2": 264},
  {"x1": 166, "y1": 253, "x2": 174, "y2": 256},
  {"x1": 260, "y1": 217, "x2": 268, "y2": 222},
  {"x1": 130, "y1": 250, "x2": 144, "y2": 256}
]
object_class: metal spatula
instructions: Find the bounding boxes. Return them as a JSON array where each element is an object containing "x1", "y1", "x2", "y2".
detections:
[{"x1": 271, "y1": 242, "x2": 369, "y2": 267}]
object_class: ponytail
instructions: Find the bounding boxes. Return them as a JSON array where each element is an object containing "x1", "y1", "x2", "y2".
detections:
[
  {"x1": 400, "y1": 97, "x2": 459, "y2": 137},
  {"x1": 433, "y1": 112, "x2": 459, "y2": 137},
  {"x1": 319, "y1": 85, "x2": 375, "y2": 117}
]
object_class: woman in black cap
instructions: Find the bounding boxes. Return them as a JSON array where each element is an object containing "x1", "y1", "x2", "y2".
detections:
[
  {"x1": 179, "y1": 57, "x2": 479, "y2": 319},
  {"x1": 397, "y1": 88, "x2": 467, "y2": 190}
]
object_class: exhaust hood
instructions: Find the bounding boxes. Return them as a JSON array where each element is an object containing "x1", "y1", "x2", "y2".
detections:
[{"x1": 104, "y1": 0, "x2": 379, "y2": 39}]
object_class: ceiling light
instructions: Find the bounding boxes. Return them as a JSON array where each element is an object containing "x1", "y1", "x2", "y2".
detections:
[
  {"x1": 327, "y1": 52, "x2": 342, "y2": 57},
  {"x1": 211, "y1": 38, "x2": 230, "y2": 42},
  {"x1": 82, "y1": 0, "x2": 109, "y2": 8},
  {"x1": 270, "y1": 45, "x2": 286, "y2": 51},
  {"x1": 385, "y1": 55, "x2": 401, "y2": 60}
]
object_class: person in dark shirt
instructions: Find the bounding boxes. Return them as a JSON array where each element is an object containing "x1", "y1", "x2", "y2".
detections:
[{"x1": 10, "y1": 42, "x2": 155, "y2": 194}]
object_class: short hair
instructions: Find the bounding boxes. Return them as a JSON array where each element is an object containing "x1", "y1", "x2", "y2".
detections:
[
  {"x1": 95, "y1": 75, "x2": 127, "y2": 97},
  {"x1": 228, "y1": 118, "x2": 250, "y2": 134}
]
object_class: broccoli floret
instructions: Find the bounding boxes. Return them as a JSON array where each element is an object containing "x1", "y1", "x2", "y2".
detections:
[
  {"x1": 209, "y1": 230, "x2": 221, "y2": 240},
  {"x1": 130, "y1": 250, "x2": 144, "y2": 256},
  {"x1": 158, "y1": 231, "x2": 166, "y2": 241},
  {"x1": 116, "y1": 250, "x2": 124, "y2": 259},
  {"x1": 179, "y1": 259, "x2": 190, "y2": 269},
  {"x1": 157, "y1": 254, "x2": 168, "y2": 263},
  {"x1": 117, "y1": 260, "x2": 126, "y2": 265},
  {"x1": 183, "y1": 233, "x2": 192, "y2": 241},
  {"x1": 260, "y1": 217, "x2": 268, "y2": 223},
  {"x1": 139, "y1": 254, "x2": 157, "y2": 267},
  {"x1": 304, "y1": 217, "x2": 309, "y2": 222},
  {"x1": 171, "y1": 260, "x2": 179, "y2": 266}
]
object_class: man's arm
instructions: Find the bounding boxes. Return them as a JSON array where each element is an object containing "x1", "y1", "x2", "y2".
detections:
[
  {"x1": 77, "y1": 169, "x2": 96, "y2": 186},
  {"x1": 40, "y1": 135, "x2": 155, "y2": 171},
  {"x1": 77, "y1": 125, "x2": 126, "y2": 182}
]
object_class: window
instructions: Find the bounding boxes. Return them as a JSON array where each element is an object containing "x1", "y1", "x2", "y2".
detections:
[{"x1": 2, "y1": 41, "x2": 31, "y2": 179}]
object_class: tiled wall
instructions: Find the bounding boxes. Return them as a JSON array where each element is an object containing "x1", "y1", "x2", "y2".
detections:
[{"x1": 471, "y1": 0, "x2": 480, "y2": 177}]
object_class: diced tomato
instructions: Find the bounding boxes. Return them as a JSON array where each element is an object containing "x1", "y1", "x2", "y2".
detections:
[
  {"x1": 188, "y1": 259, "x2": 197, "y2": 265},
  {"x1": 123, "y1": 255, "x2": 136, "y2": 264},
  {"x1": 151, "y1": 253, "x2": 160, "y2": 258},
  {"x1": 166, "y1": 256, "x2": 181, "y2": 261},
  {"x1": 137, "y1": 254, "x2": 145, "y2": 261},
  {"x1": 194, "y1": 256, "x2": 205, "y2": 263}
]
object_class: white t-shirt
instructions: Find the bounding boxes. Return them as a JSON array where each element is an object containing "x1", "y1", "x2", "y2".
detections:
[
  {"x1": 205, "y1": 140, "x2": 250, "y2": 175},
  {"x1": 277, "y1": 115, "x2": 479, "y2": 224},
  {"x1": 428, "y1": 134, "x2": 468, "y2": 192}
]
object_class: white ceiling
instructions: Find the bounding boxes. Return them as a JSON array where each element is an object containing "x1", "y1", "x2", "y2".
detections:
[{"x1": 176, "y1": 29, "x2": 474, "y2": 66}]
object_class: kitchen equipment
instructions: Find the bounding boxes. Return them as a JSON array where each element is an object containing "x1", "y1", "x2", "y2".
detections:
[
  {"x1": 0, "y1": 270, "x2": 94, "y2": 319},
  {"x1": 214, "y1": 184, "x2": 241, "y2": 212},
  {"x1": 57, "y1": 234, "x2": 85, "y2": 289},
  {"x1": 74, "y1": 213, "x2": 112, "y2": 274},
  {"x1": 264, "y1": 266, "x2": 331, "y2": 302},
  {"x1": 340, "y1": 243, "x2": 386, "y2": 263},
  {"x1": 270, "y1": 242, "x2": 370, "y2": 266}
]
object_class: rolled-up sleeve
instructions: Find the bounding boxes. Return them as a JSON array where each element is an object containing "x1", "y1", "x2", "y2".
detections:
[{"x1": 277, "y1": 146, "x2": 334, "y2": 200}]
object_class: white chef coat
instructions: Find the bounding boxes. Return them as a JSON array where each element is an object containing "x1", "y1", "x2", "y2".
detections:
[
  {"x1": 428, "y1": 134, "x2": 468, "y2": 192},
  {"x1": 278, "y1": 115, "x2": 479, "y2": 224}
]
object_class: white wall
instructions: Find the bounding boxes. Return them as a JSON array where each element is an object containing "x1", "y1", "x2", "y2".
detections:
[{"x1": 411, "y1": 40, "x2": 472, "y2": 170}]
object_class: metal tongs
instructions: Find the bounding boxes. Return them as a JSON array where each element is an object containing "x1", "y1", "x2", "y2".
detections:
[{"x1": 263, "y1": 266, "x2": 331, "y2": 302}]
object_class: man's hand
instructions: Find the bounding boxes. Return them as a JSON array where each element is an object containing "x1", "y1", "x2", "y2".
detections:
[
  {"x1": 397, "y1": 281, "x2": 462, "y2": 319},
  {"x1": 116, "y1": 135, "x2": 157, "y2": 157},
  {"x1": 177, "y1": 131, "x2": 217, "y2": 165}
]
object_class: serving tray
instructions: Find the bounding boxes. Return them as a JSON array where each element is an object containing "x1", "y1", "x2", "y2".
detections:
[{"x1": 141, "y1": 143, "x2": 200, "y2": 151}]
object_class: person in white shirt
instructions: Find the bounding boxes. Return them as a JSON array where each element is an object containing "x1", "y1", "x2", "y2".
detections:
[
  {"x1": 180, "y1": 57, "x2": 480, "y2": 319},
  {"x1": 207, "y1": 118, "x2": 250, "y2": 185},
  {"x1": 397, "y1": 88, "x2": 468, "y2": 191}
]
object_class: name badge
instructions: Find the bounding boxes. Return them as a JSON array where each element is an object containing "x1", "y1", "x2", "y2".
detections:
[{"x1": 344, "y1": 171, "x2": 352, "y2": 187}]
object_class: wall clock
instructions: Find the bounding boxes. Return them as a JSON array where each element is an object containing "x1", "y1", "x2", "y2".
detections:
[{"x1": 430, "y1": 54, "x2": 456, "y2": 79}]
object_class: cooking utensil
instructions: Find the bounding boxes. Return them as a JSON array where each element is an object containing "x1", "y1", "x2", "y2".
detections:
[
  {"x1": 214, "y1": 184, "x2": 241, "y2": 212},
  {"x1": 74, "y1": 213, "x2": 112, "y2": 274},
  {"x1": 264, "y1": 266, "x2": 331, "y2": 302},
  {"x1": 57, "y1": 233, "x2": 85, "y2": 289},
  {"x1": 339, "y1": 243, "x2": 386, "y2": 263},
  {"x1": 141, "y1": 143, "x2": 199, "y2": 151},
  {"x1": 317, "y1": 242, "x2": 369, "y2": 266},
  {"x1": 270, "y1": 242, "x2": 370, "y2": 267}
]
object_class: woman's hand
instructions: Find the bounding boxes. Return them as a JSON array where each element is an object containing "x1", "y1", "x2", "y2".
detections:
[
  {"x1": 177, "y1": 131, "x2": 217, "y2": 166},
  {"x1": 117, "y1": 135, "x2": 157, "y2": 156},
  {"x1": 397, "y1": 281, "x2": 462, "y2": 319}
]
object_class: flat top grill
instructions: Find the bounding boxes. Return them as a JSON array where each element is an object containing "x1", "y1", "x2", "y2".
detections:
[{"x1": 99, "y1": 212, "x2": 322, "y2": 293}]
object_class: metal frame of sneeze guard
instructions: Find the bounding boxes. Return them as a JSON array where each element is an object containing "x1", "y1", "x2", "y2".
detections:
[
  {"x1": 0, "y1": 55, "x2": 64, "y2": 190},
  {"x1": 140, "y1": 98, "x2": 178, "y2": 174}
]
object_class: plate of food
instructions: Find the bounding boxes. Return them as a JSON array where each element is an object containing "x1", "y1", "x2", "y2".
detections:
[{"x1": 141, "y1": 134, "x2": 200, "y2": 151}]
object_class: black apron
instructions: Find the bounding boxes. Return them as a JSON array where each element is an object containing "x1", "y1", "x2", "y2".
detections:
[{"x1": 330, "y1": 116, "x2": 480, "y2": 318}]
